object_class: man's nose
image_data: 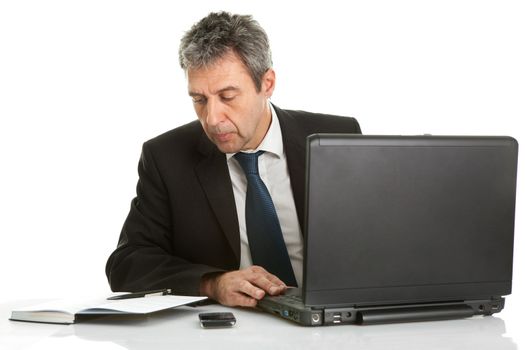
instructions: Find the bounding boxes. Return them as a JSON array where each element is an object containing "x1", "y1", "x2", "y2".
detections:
[{"x1": 205, "y1": 98, "x2": 225, "y2": 126}]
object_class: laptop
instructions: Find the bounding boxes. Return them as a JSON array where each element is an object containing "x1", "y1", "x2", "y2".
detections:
[{"x1": 258, "y1": 134, "x2": 518, "y2": 325}]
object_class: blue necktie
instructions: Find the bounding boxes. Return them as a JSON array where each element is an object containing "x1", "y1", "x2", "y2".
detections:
[{"x1": 235, "y1": 151, "x2": 298, "y2": 286}]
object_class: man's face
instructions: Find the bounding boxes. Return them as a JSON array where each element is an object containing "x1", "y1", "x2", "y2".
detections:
[{"x1": 187, "y1": 52, "x2": 275, "y2": 154}]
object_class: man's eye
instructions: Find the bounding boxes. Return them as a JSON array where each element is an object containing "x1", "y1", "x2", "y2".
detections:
[
  {"x1": 192, "y1": 97, "x2": 206, "y2": 104},
  {"x1": 221, "y1": 95, "x2": 235, "y2": 102}
]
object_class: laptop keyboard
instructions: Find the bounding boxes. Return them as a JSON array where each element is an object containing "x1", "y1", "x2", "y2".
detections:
[{"x1": 272, "y1": 291, "x2": 304, "y2": 306}]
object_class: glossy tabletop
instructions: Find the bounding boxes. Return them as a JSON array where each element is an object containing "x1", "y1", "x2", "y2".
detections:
[{"x1": 1, "y1": 299, "x2": 521, "y2": 350}]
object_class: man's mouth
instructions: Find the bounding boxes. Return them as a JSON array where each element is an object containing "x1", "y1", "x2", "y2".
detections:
[{"x1": 215, "y1": 133, "x2": 233, "y2": 142}]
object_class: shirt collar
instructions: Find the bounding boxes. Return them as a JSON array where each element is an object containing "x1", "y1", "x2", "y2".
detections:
[{"x1": 226, "y1": 103, "x2": 283, "y2": 159}]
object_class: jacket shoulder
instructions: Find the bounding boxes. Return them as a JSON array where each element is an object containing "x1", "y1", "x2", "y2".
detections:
[
  {"x1": 278, "y1": 107, "x2": 362, "y2": 134},
  {"x1": 143, "y1": 120, "x2": 203, "y2": 152}
]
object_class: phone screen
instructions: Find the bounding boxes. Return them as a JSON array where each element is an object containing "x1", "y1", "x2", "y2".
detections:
[{"x1": 199, "y1": 312, "x2": 236, "y2": 328}]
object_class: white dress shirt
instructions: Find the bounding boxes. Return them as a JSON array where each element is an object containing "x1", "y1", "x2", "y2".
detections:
[{"x1": 226, "y1": 104, "x2": 304, "y2": 287}]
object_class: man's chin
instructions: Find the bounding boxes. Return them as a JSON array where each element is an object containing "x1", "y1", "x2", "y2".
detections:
[{"x1": 214, "y1": 140, "x2": 242, "y2": 154}]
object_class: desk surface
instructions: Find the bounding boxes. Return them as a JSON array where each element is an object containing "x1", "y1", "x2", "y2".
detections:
[{"x1": 0, "y1": 299, "x2": 521, "y2": 350}]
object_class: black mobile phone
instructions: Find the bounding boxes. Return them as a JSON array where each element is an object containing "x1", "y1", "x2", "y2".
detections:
[{"x1": 198, "y1": 312, "x2": 236, "y2": 328}]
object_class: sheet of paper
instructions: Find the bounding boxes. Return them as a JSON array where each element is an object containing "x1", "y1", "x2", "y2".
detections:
[{"x1": 80, "y1": 295, "x2": 207, "y2": 314}]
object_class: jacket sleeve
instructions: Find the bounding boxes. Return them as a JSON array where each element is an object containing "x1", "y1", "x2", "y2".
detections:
[{"x1": 105, "y1": 142, "x2": 223, "y2": 295}]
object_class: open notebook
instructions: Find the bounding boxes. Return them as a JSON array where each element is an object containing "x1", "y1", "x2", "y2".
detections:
[{"x1": 10, "y1": 295, "x2": 207, "y2": 324}]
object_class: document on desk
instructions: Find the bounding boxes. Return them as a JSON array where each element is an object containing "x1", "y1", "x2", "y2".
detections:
[{"x1": 9, "y1": 295, "x2": 207, "y2": 324}]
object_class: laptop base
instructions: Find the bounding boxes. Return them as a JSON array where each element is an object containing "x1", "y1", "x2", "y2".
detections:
[{"x1": 258, "y1": 293, "x2": 505, "y2": 326}]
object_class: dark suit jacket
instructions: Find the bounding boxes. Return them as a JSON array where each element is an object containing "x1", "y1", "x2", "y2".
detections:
[{"x1": 106, "y1": 105, "x2": 361, "y2": 295}]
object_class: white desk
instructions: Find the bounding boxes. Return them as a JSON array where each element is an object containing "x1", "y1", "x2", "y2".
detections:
[{"x1": 0, "y1": 299, "x2": 519, "y2": 350}]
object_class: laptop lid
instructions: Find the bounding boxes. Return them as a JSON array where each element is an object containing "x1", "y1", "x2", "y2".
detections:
[{"x1": 303, "y1": 135, "x2": 518, "y2": 308}]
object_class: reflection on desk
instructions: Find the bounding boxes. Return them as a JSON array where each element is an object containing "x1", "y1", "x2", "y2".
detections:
[{"x1": 1, "y1": 302, "x2": 517, "y2": 350}]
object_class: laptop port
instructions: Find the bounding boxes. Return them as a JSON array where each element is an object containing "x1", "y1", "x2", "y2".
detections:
[
  {"x1": 333, "y1": 312, "x2": 342, "y2": 324},
  {"x1": 311, "y1": 313, "x2": 321, "y2": 324}
]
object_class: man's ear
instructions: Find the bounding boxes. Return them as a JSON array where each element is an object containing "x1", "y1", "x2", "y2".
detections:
[{"x1": 261, "y1": 68, "x2": 276, "y2": 98}]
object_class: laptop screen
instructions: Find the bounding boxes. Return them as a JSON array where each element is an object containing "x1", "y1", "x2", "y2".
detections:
[{"x1": 303, "y1": 135, "x2": 518, "y2": 307}]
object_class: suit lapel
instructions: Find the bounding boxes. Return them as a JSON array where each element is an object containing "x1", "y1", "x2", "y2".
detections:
[
  {"x1": 195, "y1": 134, "x2": 241, "y2": 263},
  {"x1": 274, "y1": 105, "x2": 307, "y2": 234}
]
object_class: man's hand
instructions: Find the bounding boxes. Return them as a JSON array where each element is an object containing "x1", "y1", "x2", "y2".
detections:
[{"x1": 200, "y1": 266, "x2": 288, "y2": 307}]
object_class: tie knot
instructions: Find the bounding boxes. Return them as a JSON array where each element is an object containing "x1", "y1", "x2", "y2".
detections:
[{"x1": 234, "y1": 150, "x2": 264, "y2": 175}]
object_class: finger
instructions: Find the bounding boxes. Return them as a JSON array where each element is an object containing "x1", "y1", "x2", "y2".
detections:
[
  {"x1": 247, "y1": 265, "x2": 286, "y2": 288},
  {"x1": 255, "y1": 271, "x2": 288, "y2": 294},
  {"x1": 238, "y1": 279, "x2": 266, "y2": 300},
  {"x1": 249, "y1": 274, "x2": 283, "y2": 295},
  {"x1": 218, "y1": 289, "x2": 258, "y2": 307},
  {"x1": 264, "y1": 273, "x2": 287, "y2": 288},
  {"x1": 231, "y1": 293, "x2": 258, "y2": 308},
  {"x1": 248, "y1": 265, "x2": 268, "y2": 275}
]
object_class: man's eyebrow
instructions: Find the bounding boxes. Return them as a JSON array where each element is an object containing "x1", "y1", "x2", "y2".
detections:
[
  {"x1": 216, "y1": 86, "x2": 240, "y2": 94},
  {"x1": 188, "y1": 86, "x2": 240, "y2": 97}
]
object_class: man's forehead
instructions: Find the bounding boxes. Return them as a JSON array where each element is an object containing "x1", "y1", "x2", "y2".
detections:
[
  {"x1": 187, "y1": 57, "x2": 253, "y2": 95},
  {"x1": 187, "y1": 72, "x2": 242, "y2": 96}
]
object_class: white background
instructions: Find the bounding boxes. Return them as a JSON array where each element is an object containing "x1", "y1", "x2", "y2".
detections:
[{"x1": 1, "y1": 0, "x2": 523, "y2": 345}]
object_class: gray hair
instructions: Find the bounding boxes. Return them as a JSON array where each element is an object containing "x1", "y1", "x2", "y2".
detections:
[{"x1": 179, "y1": 12, "x2": 272, "y2": 91}]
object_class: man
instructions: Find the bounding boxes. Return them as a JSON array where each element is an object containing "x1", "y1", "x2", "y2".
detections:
[{"x1": 106, "y1": 12, "x2": 361, "y2": 307}]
